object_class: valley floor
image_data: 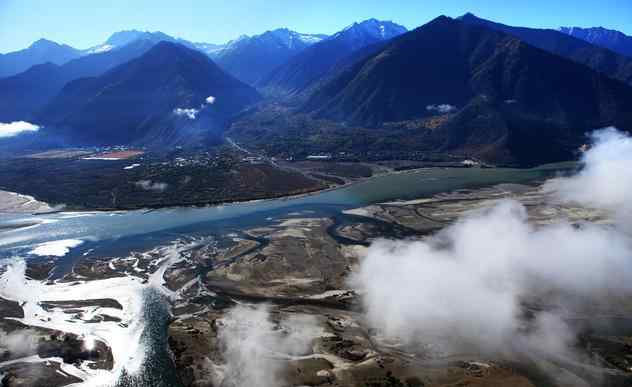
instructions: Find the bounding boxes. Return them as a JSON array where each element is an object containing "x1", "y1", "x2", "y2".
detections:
[
  {"x1": 2, "y1": 180, "x2": 631, "y2": 386},
  {"x1": 0, "y1": 143, "x2": 489, "y2": 212}
]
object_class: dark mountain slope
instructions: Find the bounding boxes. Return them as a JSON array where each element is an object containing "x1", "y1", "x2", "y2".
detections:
[
  {"x1": 261, "y1": 19, "x2": 406, "y2": 94},
  {"x1": 301, "y1": 16, "x2": 632, "y2": 165},
  {"x1": 459, "y1": 13, "x2": 632, "y2": 85},
  {"x1": 0, "y1": 39, "x2": 81, "y2": 78},
  {"x1": 0, "y1": 63, "x2": 68, "y2": 122},
  {"x1": 39, "y1": 42, "x2": 261, "y2": 146}
]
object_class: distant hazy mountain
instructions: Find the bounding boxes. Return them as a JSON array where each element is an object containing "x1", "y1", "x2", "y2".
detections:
[
  {"x1": 0, "y1": 39, "x2": 81, "y2": 77},
  {"x1": 303, "y1": 16, "x2": 632, "y2": 165},
  {"x1": 193, "y1": 42, "x2": 227, "y2": 57},
  {"x1": 39, "y1": 42, "x2": 261, "y2": 146},
  {"x1": 85, "y1": 29, "x2": 233, "y2": 59},
  {"x1": 559, "y1": 26, "x2": 632, "y2": 58},
  {"x1": 84, "y1": 29, "x2": 199, "y2": 54},
  {"x1": 212, "y1": 28, "x2": 327, "y2": 85},
  {"x1": 458, "y1": 13, "x2": 632, "y2": 85},
  {"x1": 261, "y1": 19, "x2": 407, "y2": 94},
  {"x1": 0, "y1": 39, "x2": 156, "y2": 122}
]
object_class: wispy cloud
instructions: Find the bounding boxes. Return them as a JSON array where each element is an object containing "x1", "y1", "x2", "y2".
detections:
[
  {"x1": 0, "y1": 121, "x2": 40, "y2": 138},
  {"x1": 426, "y1": 104, "x2": 456, "y2": 114},
  {"x1": 173, "y1": 108, "x2": 199, "y2": 120},
  {"x1": 135, "y1": 180, "x2": 168, "y2": 192},
  {"x1": 217, "y1": 305, "x2": 319, "y2": 387},
  {"x1": 173, "y1": 96, "x2": 217, "y2": 120}
]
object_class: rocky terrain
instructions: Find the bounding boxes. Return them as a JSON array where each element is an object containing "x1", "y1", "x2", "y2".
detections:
[
  {"x1": 164, "y1": 182, "x2": 632, "y2": 387},
  {"x1": 3, "y1": 178, "x2": 632, "y2": 386}
]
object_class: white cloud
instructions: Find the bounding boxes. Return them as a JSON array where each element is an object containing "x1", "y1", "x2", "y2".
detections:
[
  {"x1": 135, "y1": 180, "x2": 168, "y2": 192},
  {"x1": 217, "y1": 305, "x2": 319, "y2": 387},
  {"x1": 544, "y1": 127, "x2": 632, "y2": 222},
  {"x1": 173, "y1": 96, "x2": 216, "y2": 120},
  {"x1": 0, "y1": 121, "x2": 40, "y2": 138},
  {"x1": 173, "y1": 108, "x2": 199, "y2": 120},
  {"x1": 353, "y1": 127, "x2": 632, "y2": 359},
  {"x1": 426, "y1": 104, "x2": 457, "y2": 114}
]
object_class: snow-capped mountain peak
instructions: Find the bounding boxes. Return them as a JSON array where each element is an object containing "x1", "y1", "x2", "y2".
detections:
[{"x1": 332, "y1": 19, "x2": 407, "y2": 49}]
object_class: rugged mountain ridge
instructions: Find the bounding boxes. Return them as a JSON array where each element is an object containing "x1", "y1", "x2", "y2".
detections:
[
  {"x1": 297, "y1": 16, "x2": 632, "y2": 165},
  {"x1": 212, "y1": 28, "x2": 327, "y2": 85},
  {"x1": 458, "y1": 13, "x2": 632, "y2": 86},
  {"x1": 261, "y1": 19, "x2": 407, "y2": 94},
  {"x1": 559, "y1": 26, "x2": 632, "y2": 58},
  {"x1": 0, "y1": 39, "x2": 82, "y2": 78}
]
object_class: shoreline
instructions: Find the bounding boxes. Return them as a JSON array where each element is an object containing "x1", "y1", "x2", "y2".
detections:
[{"x1": 0, "y1": 161, "x2": 578, "y2": 216}]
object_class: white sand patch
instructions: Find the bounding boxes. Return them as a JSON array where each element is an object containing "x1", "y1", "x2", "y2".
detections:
[
  {"x1": 342, "y1": 207, "x2": 375, "y2": 217},
  {"x1": 0, "y1": 190, "x2": 53, "y2": 214},
  {"x1": 29, "y1": 239, "x2": 83, "y2": 257},
  {"x1": 307, "y1": 290, "x2": 352, "y2": 299}
]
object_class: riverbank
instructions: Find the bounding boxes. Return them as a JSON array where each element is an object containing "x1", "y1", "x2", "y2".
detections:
[{"x1": 0, "y1": 161, "x2": 578, "y2": 215}]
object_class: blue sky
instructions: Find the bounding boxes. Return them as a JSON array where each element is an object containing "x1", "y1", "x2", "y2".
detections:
[{"x1": 1, "y1": 0, "x2": 631, "y2": 53}]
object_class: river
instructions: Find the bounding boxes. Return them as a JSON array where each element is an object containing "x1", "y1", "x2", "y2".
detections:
[{"x1": 0, "y1": 164, "x2": 574, "y2": 386}]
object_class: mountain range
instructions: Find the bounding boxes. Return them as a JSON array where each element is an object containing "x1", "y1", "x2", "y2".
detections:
[
  {"x1": 0, "y1": 39, "x2": 82, "y2": 78},
  {"x1": 559, "y1": 26, "x2": 632, "y2": 58},
  {"x1": 458, "y1": 13, "x2": 632, "y2": 86},
  {"x1": 211, "y1": 28, "x2": 327, "y2": 85},
  {"x1": 39, "y1": 42, "x2": 260, "y2": 146},
  {"x1": 2, "y1": 15, "x2": 632, "y2": 166},
  {"x1": 261, "y1": 19, "x2": 407, "y2": 94},
  {"x1": 0, "y1": 39, "x2": 156, "y2": 122},
  {"x1": 301, "y1": 16, "x2": 632, "y2": 165}
]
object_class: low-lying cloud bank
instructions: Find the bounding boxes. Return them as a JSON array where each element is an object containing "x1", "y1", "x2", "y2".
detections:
[
  {"x1": 217, "y1": 305, "x2": 318, "y2": 387},
  {"x1": 0, "y1": 121, "x2": 40, "y2": 138},
  {"x1": 545, "y1": 127, "x2": 632, "y2": 222},
  {"x1": 352, "y1": 127, "x2": 632, "y2": 359}
]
